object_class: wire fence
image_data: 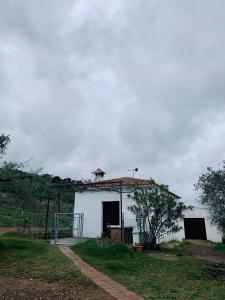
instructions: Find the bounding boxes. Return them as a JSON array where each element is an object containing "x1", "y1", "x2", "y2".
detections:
[
  {"x1": 0, "y1": 208, "x2": 63, "y2": 240},
  {"x1": 0, "y1": 208, "x2": 139, "y2": 245},
  {"x1": 53, "y1": 213, "x2": 84, "y2": 245}
]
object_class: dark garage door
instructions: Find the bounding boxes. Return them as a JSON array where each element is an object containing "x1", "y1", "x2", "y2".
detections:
[{"x1": 184, "y1": 218, "x2": 207, "y2": 240}]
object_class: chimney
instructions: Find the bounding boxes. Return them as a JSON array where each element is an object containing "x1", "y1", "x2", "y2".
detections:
[{"x1": 92, "y1": 168, "x2": 106, "y2": 182}]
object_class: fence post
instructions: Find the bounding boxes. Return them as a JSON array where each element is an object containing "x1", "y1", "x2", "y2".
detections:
[
  {"x1": 122, "y1": 213, "x2": 125, "y2": 243},
  {"x1": 44, "y1": 193, "x2": 50, "y2": 240},
  {"x1": 81, "y1": 213, "x2": 84, "y2": 242},
  {"x1": 78, "y1": 213, "x2": 82, "y2": 243},
  {"x1": 77, "y1": 214, "x2": 79, "y2": 242},
  {"x1": 54, "y1": 213, "x2": 57, "y2": 245}
]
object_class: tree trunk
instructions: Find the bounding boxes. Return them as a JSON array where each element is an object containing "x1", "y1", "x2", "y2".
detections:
[
  {"x1": 57, "y1": 188, "x2": 61, "y2": 212},
  {"x1": 150, "y1": 236, "x2": 159, "y2": 250}
]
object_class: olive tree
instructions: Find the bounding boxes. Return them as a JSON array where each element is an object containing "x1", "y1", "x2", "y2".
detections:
[
  {"x1": 128, "y1": 183, "x2": 188, "y2": 249},
  {"x1": 195, "y1": 162, "x2": 225, "y2": 235},
  {"x1": 0, "y1": 134, "x2": 10, "y2": 158}
]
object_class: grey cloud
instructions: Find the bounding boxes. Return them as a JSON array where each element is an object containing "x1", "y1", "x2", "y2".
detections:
[{"x1": 0, "y1": 0, "x2": 225, "y2": 203}]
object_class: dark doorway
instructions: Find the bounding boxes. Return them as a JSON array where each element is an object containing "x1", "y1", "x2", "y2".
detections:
[
  {"x1": 102, "y1": 201, "x2": 119, "y2": 235},
  {"x1": 184, "y1": 218, "x2": 207, "y2": 240}
]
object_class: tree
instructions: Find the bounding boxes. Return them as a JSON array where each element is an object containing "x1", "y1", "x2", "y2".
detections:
[
  {"x1": 0, "y1": 161, "x2": 43, "y2": 209},
  {"x1": 195, "y1": 162, "x2": 225, "y2": 235},
  {"x1": 0, "y1": 134, "x2": 10, "y2": 158},
  {"x1": 128, "y1": 183, "x2": 187, "y2": 249}
]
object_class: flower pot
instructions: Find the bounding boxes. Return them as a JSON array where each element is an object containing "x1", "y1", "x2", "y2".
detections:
[{"x1": 133, "y1": 244, "x2": 144, "y2": 253}]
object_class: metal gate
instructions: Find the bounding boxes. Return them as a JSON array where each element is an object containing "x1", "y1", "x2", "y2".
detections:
[{"x1": 54, "y1": 213, "x2": 84, "y2": 245}]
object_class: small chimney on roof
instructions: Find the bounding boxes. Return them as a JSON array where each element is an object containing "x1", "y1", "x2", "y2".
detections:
[{"x1": 92, "y1": 168, "x2": 106, "y2": 181}]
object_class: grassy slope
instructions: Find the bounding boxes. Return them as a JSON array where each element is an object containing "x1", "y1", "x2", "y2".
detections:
[
  {"x1": 0, "y1": 208, "x2": 46, "y2": 227},
  {"x1": 0, "y1": 234, "x2": 86, "y2": 284},
  {"x1": 73, "y1": 240, "x2": 225, "y2": 300}
]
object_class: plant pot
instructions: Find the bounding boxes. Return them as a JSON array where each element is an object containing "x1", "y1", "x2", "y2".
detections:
[{"x1": 133, "y1": 244, "x2": 144, "y2": 253}]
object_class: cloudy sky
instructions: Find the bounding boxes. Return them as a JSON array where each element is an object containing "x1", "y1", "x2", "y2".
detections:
[{"x1": 0, "y1": 0, "x2": 225, "y2": 204}]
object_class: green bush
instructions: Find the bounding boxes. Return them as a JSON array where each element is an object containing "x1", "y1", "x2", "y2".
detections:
[
  {"x1": 214, "y1": 243, "x2": 225, "y2": 253},
  {"x1": 3, "y1": 231, "x2": 33, "y2": 238},
  {"x1": 73, "y1": 240, "x2": 136, "y2": 259},
  {"x1": 3, "y1": 232, "x2": 18, "y2": 237}
]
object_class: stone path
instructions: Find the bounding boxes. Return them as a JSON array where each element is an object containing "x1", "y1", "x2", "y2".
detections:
[{"x1": 58, "y1": 246, "x2": 144, "y2": 300}]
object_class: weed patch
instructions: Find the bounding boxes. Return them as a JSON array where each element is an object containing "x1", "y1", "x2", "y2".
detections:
[
  {"x1": 73, "y1": 240, "x2": 137, "y2": 259},
  {"x1": 203, "y1": 263, "x2": 225, "y2": 280}
]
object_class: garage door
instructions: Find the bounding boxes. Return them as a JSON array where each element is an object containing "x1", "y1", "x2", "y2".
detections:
[{"x1": 184, "y1": 218, "x2": 207, "y2": 240}]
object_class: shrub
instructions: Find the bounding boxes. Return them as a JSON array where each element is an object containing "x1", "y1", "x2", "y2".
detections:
[
  {"x1": 214, "y1": 243, "x2": 225, "y2": 253},
  {"x1": 3, "y1": 231, "x2": 33, "y2": 238},
  {"x1": 3, "y1": 232, "x2": 18, "y2": 238}
]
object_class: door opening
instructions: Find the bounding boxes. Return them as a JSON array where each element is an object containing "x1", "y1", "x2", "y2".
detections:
[
  {"x1": 102, "y1": 201, "x2": 119, "y2": 235},
  {"x1": 184, "y1": 218, "x2": 207, "y2": 240}
]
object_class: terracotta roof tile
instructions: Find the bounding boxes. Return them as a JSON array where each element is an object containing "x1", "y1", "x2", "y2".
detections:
[
  {"x1": 97, "y1": 177, "x2": 152, "y2": 186},
  {"x1": 87, "y1": 177, "x2": 180, "y2": 198}
]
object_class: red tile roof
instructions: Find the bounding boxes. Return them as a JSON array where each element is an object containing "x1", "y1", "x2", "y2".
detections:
[
  {"x1": 97, "y1": 177, "x2": 153, "y2": 186},
  {"x1": 86, "y1": 177, "x2": 180, "y2": 198}
]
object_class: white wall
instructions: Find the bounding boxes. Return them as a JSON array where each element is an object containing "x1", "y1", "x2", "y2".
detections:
[
  {"x1": 74, "y1": 190, "x2": 118, "y2": 237},
  {"x1": 161, "y1": 207, "x2": 222, "y2": 243},
  {"x1": 74, "y1": 190, "x2": 222, "y2": 243},
  {"x1": 74, "y1": 190, "x2": 137, "y2": 238}
]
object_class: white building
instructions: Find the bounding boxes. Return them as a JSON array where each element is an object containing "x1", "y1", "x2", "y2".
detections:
[
  {"x1": 74, "y1": 171, "x2": 222, "y2": 244},
  {"x1": 162, "y1": 207, "x2": 222, "y2": 243}
]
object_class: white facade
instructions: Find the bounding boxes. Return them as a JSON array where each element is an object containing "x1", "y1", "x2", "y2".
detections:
[
  {"x1": 161, "y1": 207, "x2": 222, "y2": 243},
  {"x1": 74, "y1": 190, "x2": 222, "y2": 243},
  {"x1": 74, "y1": 190, "x2": 136, "y2": 238}
]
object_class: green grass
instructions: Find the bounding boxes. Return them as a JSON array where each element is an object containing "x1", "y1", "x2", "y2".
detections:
[
  {"x1": 0, "y1": 208, "x2": 45, "y2": 227},
  {"x1": 213, "y1": 243, "x2": 225, "y2": 253},
  {"x1": 0, "y1": 234, "x2": 85, "y2": 284},
  {"x1": 73, "y1": 240, "x2": 225, "y2": 300},
  {"x1": 160, "y1": 240, "x2": 190, "y2": 255}
]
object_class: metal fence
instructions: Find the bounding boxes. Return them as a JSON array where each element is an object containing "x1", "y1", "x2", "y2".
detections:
[
  {"x1": 52, "y1": 214, "x2": 138, "y2": 245},
  {"x1": 0, "y1": 209, "x2": 140, "y2": 245},
  {"x1": 53, "y1": 213, "x2": 84, "y2": 245}
]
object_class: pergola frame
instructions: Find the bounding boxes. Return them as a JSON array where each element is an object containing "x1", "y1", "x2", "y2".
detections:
[
  {"x1": 54, "y1": 180, "x2": 147, "y2": 243},
  {"x1": 0, "y1": 175, "x2": 180, "y2": 243}
]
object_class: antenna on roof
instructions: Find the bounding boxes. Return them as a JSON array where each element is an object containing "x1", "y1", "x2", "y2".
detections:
[{"x1": 128, "y1": 168, "x2": 138, "y2": 178}]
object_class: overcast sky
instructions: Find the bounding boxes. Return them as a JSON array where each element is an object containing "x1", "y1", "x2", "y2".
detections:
[{"x1": 0, "y1": 0, "x2": 225, "y2": 204}]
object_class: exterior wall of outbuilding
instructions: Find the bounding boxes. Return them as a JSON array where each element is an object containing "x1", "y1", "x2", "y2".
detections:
[
  {"x1": 74, "y1": 190, "x2": 136, "y2": 238},
  {"x1": 74, "y1": 191, "x2": 222, "y2": 243},
  {"x1": 161, "y1": 207, "x2": 222, "y2": 243}
]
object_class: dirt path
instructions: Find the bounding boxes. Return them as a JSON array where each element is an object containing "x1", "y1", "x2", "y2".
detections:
[
  {"x1": 181, "y1": 240, "x2": 225, "y2": 263},
  {"x1": 0, "y1": 275, "x2": 113, "y2": 300},
  {"x1": 159, "y1": 240, "x2": 225, "y2": 263},
  {"x1": 0, "y1": 227, "x2": 17, "y2": 234},
  {"x1": 148, "y1": 251, "x2": 178, "y2": 261}
]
